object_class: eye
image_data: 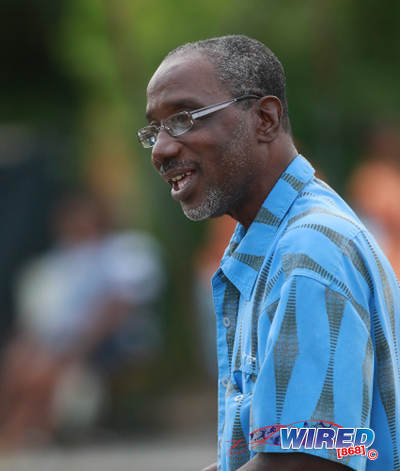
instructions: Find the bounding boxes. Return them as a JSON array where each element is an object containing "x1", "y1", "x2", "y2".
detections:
[{"x1": 166, "y1": 112, "x2": 193, "y2": 136}]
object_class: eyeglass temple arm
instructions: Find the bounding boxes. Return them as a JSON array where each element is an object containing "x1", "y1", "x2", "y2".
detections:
[
  {"x1": 191, "y1": 95, "x2": 261, "y2": 120},
  {"x1": 191, "y1": 100, "x2": 235, "y2": 119}
]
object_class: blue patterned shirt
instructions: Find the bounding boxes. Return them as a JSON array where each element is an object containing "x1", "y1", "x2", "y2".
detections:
[{"x1": 212, "y1": 155, "x2": 400, "y2": 471}]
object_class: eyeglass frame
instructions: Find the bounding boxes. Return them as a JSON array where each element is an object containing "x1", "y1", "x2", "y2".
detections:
[{"x1": 137, "y1": 94, "x2": 261, "y2": 148}]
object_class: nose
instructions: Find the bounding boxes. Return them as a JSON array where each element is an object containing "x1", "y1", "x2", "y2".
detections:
[{"x1": 151, "y1": 128, "x2": 182, "y2": 171}]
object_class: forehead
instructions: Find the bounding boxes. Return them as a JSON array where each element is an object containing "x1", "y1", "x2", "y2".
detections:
[{"x1": 146, "y1": 52, "x2": 228, "y2": 120}]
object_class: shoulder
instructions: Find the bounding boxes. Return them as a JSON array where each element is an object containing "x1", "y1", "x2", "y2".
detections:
[
  {"x1": 275, "y1": 178, "x2": 373, "y2": 295},
  {"x1": 284, "y1": 177, "x2": 364, "y2": 239}
]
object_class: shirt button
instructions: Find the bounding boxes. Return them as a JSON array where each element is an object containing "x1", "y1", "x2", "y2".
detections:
[
  {"x1": 221, "y1": 377, "x2": 229, "y2": 388},
  {"x1": 223, "y1": 317, "x2": 231, "y2": 327}
]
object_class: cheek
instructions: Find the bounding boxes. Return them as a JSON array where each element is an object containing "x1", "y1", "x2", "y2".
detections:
[
  {"x1": 219, "y1": 134, "x2": 252, "y2": 176},
  {"x1": 193, "y1": 121, "x2": 251, "y2": 183}
]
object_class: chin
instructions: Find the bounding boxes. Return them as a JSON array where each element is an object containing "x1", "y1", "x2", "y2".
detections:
[
  {"x1": 183, "y1": 205, "x2": 229, "y2": 222},
  {"x1": 182, "y1": 206, "x2": 210, "y2": 221},
  {"x1": 182, "y1": 190, "x2": 229, "y2": 221}
]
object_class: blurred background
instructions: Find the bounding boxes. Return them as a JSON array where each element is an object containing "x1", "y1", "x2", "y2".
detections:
[{"x1": 1, "y1": 0, "x2": 400, "y2": 469}]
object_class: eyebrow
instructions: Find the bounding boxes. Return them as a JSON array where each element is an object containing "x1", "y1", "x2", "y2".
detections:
[{"x1": 145, "y1": 98, "x2": 206, "y2": 122}]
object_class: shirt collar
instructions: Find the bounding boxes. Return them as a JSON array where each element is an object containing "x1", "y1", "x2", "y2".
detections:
[{"x1": 219, "y1": 155, "x2": 315, "y2": 300}]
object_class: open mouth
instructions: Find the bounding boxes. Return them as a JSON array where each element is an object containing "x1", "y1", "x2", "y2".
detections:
[{"x1": 168, "y1": 170, "x2": 197, "y2": 200}]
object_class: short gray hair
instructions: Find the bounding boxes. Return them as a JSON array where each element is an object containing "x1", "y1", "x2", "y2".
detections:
[{"x1": 165, "y1": 35, "x2": 291, "y2": 132}]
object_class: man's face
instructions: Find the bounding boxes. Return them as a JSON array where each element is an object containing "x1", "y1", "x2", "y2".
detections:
[{"x1": 146, "y1": 52, "x2": 258, "y2": 221}]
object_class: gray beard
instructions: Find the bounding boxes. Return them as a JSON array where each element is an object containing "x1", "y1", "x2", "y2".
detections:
[{"x1": 182, "y1": 186, "x2": 229, "y2": 220}]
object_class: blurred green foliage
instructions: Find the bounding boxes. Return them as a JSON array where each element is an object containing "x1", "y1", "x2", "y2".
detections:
[{"x1": 2, "y1": 0, "x2": 399, "y2": 384}]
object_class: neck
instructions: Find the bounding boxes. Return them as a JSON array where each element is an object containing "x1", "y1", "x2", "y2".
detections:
[{"x1": 229, "y1": 136, "x2": 298, "y2": 230}]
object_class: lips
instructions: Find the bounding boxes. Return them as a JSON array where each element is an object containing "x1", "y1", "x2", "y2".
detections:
[
  {"x1": 170, "y1": 170, "x2": 198, "y2": 201},
  {"x1": 161, "y1": 163, "x2": 199, "y2": 202},
  {"x1": 169, "y1": 170, "x2": 194, "y2": 187}
]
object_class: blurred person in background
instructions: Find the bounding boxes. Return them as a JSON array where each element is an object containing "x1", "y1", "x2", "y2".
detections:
[
  {"x1": 0, "y1": 126, "x2": 56, "y2": 352},
  {"x1": 138, "y1": 35, "x2": 400, "y2": 471},
  {"x1": 348, "y1": 123, "x2": 400, "y2": 279},
  {"x1": 0, "y1": 190, "x2": 163, "y2": 450}
]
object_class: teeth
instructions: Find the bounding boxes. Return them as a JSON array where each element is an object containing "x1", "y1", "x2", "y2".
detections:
[{"x1": 171, "y1": 171, "x2": 192, "y2": 183}]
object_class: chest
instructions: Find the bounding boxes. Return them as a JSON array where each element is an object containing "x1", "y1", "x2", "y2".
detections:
[{"x1": 214, "y1": 270, "x2": 284, "y2": 395}]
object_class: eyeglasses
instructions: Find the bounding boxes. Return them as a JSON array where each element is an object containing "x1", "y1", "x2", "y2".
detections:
[{"x1": 137, "y1": 94, "x2": 261, "y2": 148}]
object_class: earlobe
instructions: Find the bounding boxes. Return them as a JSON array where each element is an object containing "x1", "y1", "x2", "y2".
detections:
[{"x1": 255, "y1": 96, "x2": 283, "y2": 143}]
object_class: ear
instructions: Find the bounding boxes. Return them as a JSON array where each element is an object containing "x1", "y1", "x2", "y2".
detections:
[{"x1": 255, "y1": 96, "x2": 283, "y2": 143}]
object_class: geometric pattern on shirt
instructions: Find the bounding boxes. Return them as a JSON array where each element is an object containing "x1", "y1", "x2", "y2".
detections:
[
  {"x1": 364, "y1": 235, "x2": 398, "y2": 371},
  {"x1": 254, "y1": 207, "x2": 281, "y2": 226},
  {"x1": 232, "y1": 252, "x2": 265, "y2": 272},
  {"x1": 362, "y1": 336, "x2": 374, "y2": 426},
  {"x1": 282, "y1": 251, "x2": 399, "y2": 469},
  {"x1": 282, "y1": 252, "x2": 370, "y2": 332},
  {"x1": 274, "y1": 277, "x2": 299, "y2": 423},
  {"x1": 285, "y1": 222, "x2": 373, "y2": 292},
  {"x1": 311, "y1": 287, "x2": 346, "y2": 424},
  {"x1": 311, "y1": 288, "x2": 346, "y2": 463},
  {"x1": 281, "y1": 171, "x2": 307, "y2": 193},
  {"x1": 234, "y1": 319, "x2": 243, "y2": 372},
  {"x1": 373, "y1": 306, "x2": 400, "y2": 471},
  {"x1": 222, "y1": 281, "x2": 241, "y2": 371},
  {"x1": 360, "y1": 234, "x2": 399, "y2": 469},
  {"x1": 249, "y1": 257, "x2": 274, "y2": 375},
  {"x1": 214, "y1": 157, "x2": 400, "y2": 471},
  {"x1": 286, "y1": 207, "x2": 363, "y2": 233},
  {"x1": 229, "y1": 395, "x2": 250, "y2": 471}
]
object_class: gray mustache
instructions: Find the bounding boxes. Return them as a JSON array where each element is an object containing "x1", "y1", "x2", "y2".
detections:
[{"x1": 160, "y1": 160, "x2": 197, "y2": 175}]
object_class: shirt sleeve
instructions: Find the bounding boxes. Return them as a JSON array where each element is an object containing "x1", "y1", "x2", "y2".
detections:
[{"x1": 250, "y1": 274, "x2": 372, "y2": 471}]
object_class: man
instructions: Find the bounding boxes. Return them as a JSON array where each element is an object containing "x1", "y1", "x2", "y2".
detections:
[{"x1": 138, "y1": 35, "x2": 400, "y2": 471}]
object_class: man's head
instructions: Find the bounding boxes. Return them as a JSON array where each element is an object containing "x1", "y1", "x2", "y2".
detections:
[
  {"x1": 164, "y1": 35, "x2": 290, "y2": 132},
  {"x1": 143, "y1": 35, "x2": 295, "y2": 225}
]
